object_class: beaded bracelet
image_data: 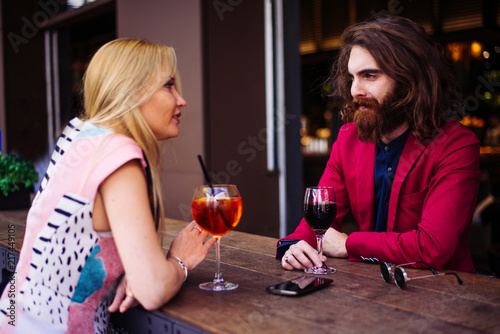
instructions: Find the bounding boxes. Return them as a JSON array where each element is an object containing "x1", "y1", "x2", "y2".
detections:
[{"x1": 171, "y1": 256, "x2": 188, "y2": 282}]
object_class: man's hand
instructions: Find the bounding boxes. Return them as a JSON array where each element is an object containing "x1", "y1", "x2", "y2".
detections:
[
  {"x1": 323, "y1": 227, "x2": 348, "y2": 258},
  {"x1": 281, "y1": 240, "x2": 325, "y2": 270},
  {"x1": 281, "y1": 228, "x2": 348, "y2": 271}
]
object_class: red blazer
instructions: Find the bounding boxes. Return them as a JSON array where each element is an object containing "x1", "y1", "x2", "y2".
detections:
[{"x1": 282, "y1": 119, "x2": 480, "y2": 273}]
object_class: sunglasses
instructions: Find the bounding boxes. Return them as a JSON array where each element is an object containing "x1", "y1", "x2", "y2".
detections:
[{"x1": 380, "y1": 262, "x2": 463, "y2": 289}]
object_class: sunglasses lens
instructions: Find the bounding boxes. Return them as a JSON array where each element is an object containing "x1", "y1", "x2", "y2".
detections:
[
  {"x1": 380, "y1": 263, "x2": 391, "y2": 283},
  {"x1": 394, "y1": 267, "x2": 406, "y2": 289}
]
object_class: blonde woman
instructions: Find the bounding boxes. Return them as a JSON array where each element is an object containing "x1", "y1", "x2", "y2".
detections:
[{"x1": 0, "y1": 39, "x2": 215, "y2": 333}]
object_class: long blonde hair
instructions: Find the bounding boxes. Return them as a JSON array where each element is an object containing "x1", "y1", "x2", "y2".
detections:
[{"x1": 82, "y1": 38, "x2": 180, "y2": 239}]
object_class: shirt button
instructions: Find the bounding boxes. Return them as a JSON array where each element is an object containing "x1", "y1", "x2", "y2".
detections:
[
  {"x1": 387, "y1": 167, "x2": 392, "y2": 172},
  {"x1": 385, "y1": 146, "x2": 389, "y2": 151}
]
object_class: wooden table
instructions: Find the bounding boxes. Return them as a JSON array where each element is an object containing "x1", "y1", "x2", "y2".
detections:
[{"x1": 1, "y1": 212, "x2": 500, "y2": 333}]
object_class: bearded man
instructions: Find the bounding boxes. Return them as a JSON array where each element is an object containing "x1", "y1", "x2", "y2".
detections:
[{"x1": 278, "y1": 15, "x2": 480, "y2": 273}]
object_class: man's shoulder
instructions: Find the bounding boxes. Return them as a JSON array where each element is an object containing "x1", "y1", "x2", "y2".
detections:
[
  {"x1": 436, "y1": 118, "x2": 480, "y2": 145},
  {"x1": 338, "y1": 122, "x2": 359, "y2": 140},
  {"x1": 415, "y1": 118, "x2": 480, "y2": 163},
  {"x1": 339, "y1": 122, "x2": 356, "y2": 132}
]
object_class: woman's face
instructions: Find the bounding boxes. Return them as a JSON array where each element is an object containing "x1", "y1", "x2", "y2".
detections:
[{"x1": 140, "y1": 76, "x2": 187, "y2": 140}]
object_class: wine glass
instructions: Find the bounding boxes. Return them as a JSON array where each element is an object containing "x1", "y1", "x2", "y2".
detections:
[
  {"x1": 303, "y1": 186, "x2": 336, "y2": 274},
  {"x1": 191, "y1": 184, "x2": 243, "y2": 291}
]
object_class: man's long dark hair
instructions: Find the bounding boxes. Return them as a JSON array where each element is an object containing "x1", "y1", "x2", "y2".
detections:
[{"x1": 332, "y1": 15, "x2": 463, "y2": 139}]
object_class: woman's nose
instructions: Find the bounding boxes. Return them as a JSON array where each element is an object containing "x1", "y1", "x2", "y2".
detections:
[{"x1": 177, "y1": 93, "x2": 187, "y2": 107}]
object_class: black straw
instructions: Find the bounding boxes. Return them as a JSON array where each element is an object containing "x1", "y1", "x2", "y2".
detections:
[
  {"x1": 197, "y1": 155, "x2": 212, "y2": 187},
  {"x1": 196, "y1": 154, "x2": 231, "y2": 229}
]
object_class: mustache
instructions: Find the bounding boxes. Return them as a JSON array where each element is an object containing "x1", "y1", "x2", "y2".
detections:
[{"x1": 351, "y1": 98, "x2": 380, "y2": 110}]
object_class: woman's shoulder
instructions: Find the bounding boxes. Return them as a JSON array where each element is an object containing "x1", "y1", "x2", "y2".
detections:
[
  {"x1": 79, "y1": 121, "x2": 138, "y2": 145},
  {"x1": 58, "y1": 119, "x2": 147, "y2": 178},
  {"x1": 75, "y1": 120, "x2": 143, "y2": 158}
]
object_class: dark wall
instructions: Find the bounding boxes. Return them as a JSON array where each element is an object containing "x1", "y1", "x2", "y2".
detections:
[
  {"x1": 2, "y1": 0, "x2": 48, "y2": 160},
  {"x1": 203, "y1": 0, "x2": 280, "y2": 237},
  {"x1": 2, "y1": 1, "x2": 115, "y2": 162},
  {"x1": 283, "y1": 0, "x2": 304, "y2": 235},
  {"x1": 203, "y1": 1, "x2": 303, "y2": 237}
]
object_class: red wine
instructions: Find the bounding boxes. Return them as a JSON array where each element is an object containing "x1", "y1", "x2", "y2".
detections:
[{"x1": 304, "y1": 202, "x2": 336, "y2": 234}]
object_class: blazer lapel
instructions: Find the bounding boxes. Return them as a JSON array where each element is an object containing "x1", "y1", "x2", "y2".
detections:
[{"x1": 387, "y1": 133, "x2": 426, "y2": 231}]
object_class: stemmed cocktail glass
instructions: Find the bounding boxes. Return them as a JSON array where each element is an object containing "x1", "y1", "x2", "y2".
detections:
[
  {"x1": 303, "y1": 186, "x2": 336, "y2": 274},
  {"x1": 191, "y1": 184, "x2": 243, "y2": 291}
]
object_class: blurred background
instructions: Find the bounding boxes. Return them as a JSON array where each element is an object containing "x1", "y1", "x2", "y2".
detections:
[{"x1": 0, "y1": 0, "x2": 499, "y2": 272}]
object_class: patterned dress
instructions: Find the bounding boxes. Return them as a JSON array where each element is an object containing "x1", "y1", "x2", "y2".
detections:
[{"x1": 0, "y1": 118, "x2": 146, "y2": 333}]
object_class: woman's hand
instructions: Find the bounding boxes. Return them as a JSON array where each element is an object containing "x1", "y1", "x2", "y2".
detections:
[
  {"x1": 108, "y1": 275, "x2": 138, "y2": 313},
  {"x1": 167, "y1": 221, "x2": 216, "y2": 272},
  {"x1": 281, "y1": 240, "x2": 325, "y2": 270}
]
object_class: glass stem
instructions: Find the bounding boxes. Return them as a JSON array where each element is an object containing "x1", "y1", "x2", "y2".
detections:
[
  {"x1": 213, "y1": 236, "x2": 224, "y2": 283},
  {"x1": 316, "y1": 233, "x2": 325, "y2": 266}
]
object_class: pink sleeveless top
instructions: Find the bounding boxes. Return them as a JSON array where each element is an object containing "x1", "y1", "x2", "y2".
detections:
[{"x1": 0, "y1": 118, "x2": 146, "y2": 333}]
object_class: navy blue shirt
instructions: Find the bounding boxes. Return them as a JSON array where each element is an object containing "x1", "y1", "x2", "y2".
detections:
[{"x1": 373, "y1": 129, "x2": 410, "y2": 232}]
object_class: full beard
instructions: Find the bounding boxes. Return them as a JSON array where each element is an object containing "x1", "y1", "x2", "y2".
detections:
[{"x1": 351, "y1": 89, "x2": 407, "y2": 143}]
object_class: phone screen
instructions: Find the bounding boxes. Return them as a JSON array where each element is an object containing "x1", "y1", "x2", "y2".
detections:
[{"x1": 266, "y1": 276, "x2": 333, "y2": 296}]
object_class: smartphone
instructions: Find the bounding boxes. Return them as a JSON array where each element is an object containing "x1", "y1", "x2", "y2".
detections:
[{"x1": 266, "y1": 276, "x2": 333, "y2": 296}]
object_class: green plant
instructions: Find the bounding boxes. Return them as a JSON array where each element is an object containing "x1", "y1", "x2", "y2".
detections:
[{"x1": 0, "y1": 154, "x2": 39, "y2": 196}]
